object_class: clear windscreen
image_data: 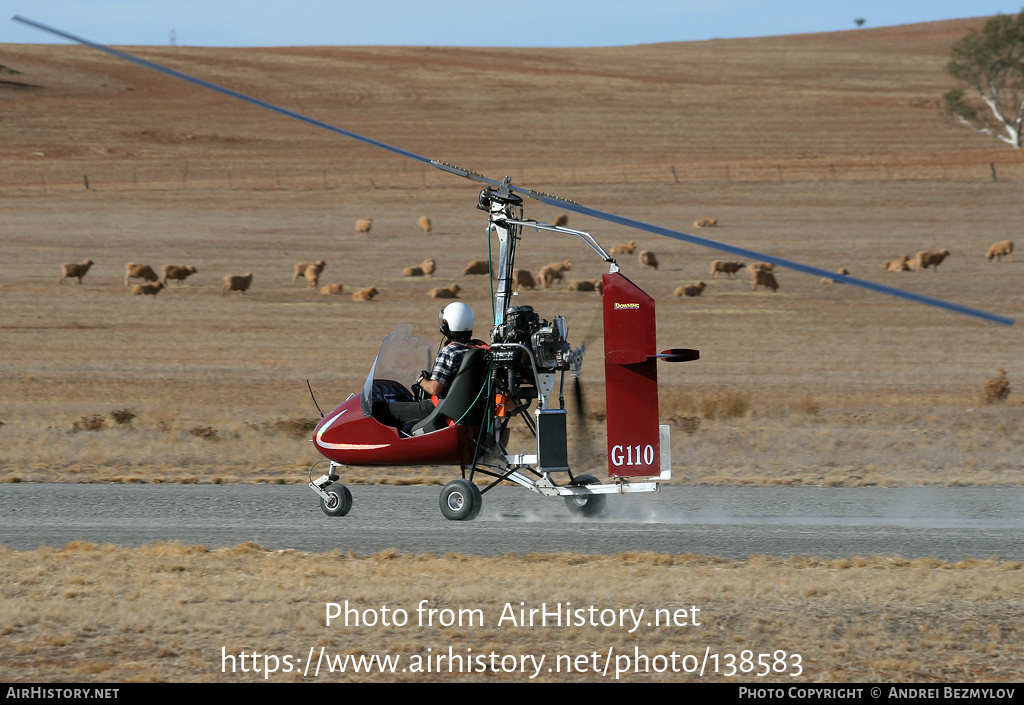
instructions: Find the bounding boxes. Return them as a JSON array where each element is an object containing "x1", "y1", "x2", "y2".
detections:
[{"x1": 360, "y1": 324, "x2": 434, "y2": 416}]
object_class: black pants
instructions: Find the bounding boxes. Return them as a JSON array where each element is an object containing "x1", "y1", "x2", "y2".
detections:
[{"x1": 373, "y1": 400, "x2": 436, "y2": 430}]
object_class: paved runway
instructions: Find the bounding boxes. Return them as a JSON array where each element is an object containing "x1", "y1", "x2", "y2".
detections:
[{"x1": 2, "y1": 483, "x2": 1022, "y2": 560}]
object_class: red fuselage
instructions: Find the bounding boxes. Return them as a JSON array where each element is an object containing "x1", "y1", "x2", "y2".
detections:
[{"x1": 312, "y1": 394, "x2": 480, "y2": 467}]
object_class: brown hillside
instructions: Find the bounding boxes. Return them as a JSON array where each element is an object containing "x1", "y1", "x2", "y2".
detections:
[{"x1": 1, "y1": 17, "x2": 1018, "y2": 188}]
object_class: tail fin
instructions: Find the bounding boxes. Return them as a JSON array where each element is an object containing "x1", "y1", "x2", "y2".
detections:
[{"x1": 602, "y1": 272, "x2": 661, "y2": 477}]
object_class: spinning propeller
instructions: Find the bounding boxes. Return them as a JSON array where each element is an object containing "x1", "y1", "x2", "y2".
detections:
[{"x1": 13, "y1": 14, "x2": 1015, "y2": 328}]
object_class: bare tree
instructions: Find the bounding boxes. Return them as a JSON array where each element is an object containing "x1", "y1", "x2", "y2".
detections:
[{"x1": 944, "y1": 11, "x2": 1024, "y2": 148}]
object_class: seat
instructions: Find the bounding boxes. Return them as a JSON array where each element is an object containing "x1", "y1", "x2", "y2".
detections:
[{"x1": 411, "y1": 347, "x2": 488, "y2": 435}]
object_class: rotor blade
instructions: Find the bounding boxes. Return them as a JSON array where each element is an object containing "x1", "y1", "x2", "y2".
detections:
[
  {"x1": 15, "y1": 15, "x2": 1014, "y2": 328},
  {"x1": 518, "y1": 195, "x2": 1015, "y2": 328}
]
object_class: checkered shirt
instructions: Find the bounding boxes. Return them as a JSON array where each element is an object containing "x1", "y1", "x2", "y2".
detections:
[{"x1": 430, "y1": 342, "x2": 469, "y2": 393}]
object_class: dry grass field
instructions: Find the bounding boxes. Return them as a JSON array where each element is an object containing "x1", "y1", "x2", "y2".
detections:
[
  {"x1": 1, "y1": 18, "x2": 1023, "y2": 682},
  {"x1": 2, "y1": 542, "x2": 1023, "y2": 683}
]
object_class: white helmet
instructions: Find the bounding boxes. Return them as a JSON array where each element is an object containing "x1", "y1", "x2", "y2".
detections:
[{"x1": 439, "y1": 302, "x2": 474, "y2": 338}]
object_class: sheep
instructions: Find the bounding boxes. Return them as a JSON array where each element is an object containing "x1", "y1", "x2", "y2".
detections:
[
  {"x1": 553, "y1": 214, "x2": 569, "y2": 227},
  {"x1": 355, "y1": 217, "x2": 373, "y2": 233},
  {"x1": 821, "y1": 267, "x2": 850, "y2": 285},
  {"x1": 131, "y1": 281, "x2": 164, "y2": 296},
  {"x1": 674, "y1": 282, "x2": 706, "y2": 297},
  {"x1": 351, "y1": 286, "x2": 379, "y2": 302},
  {"x1": 223, "y1": 273, "x2": 253, "y2": 296},
  {"x1": 463, "y1": 259, "x2": 493, "y2": 276},
  {"x1": 693, "y1": 218, "x2": 718, "y2": 228},
  {"x1": 292, "y1": 259, "x2": 325, "y2": 285},
  {"x1": 916, "y1": 249, "x2": 950, "y2": 271},
  {"x1": 124, "y1": 262, "x2": 158, "y2": 286},
  {"x1": 751, "y1": 269, "x2": 779, "y2": 292},
  {"x1": 747, "y1": 262, "x2": 774, "y2": 273},
  {"x1": 609, "y1": 241, "x2": 638, "y2": 255},
  {"x1": 303, "y1": 264, "x2": 324, "y2": 288},
  {"x1": 983, "y1": 369, "x2": 1010, "y2": 404},
  {"x1": 418, "y1": 215, "x2": 432, "y2": 234},
  {"x1": 403, "y1": 258, "x2": 437, "y2": 277},
  {"x1": 161, "y1": 264, "x2": 197, "y2": 285},
  {"x1": 883, "y1": 256, "x2": 911, "y2": 272},
  {"x1": 567, "y1": 279, "x2": 603, "y2": 293},
  {"x1": 428, "y1": 283, "x2": 461, "y2": 299},
  {"x1": 986, "y1": 240, "x2": 1014, "y2": 262},
  {"x1": 710, "y1": 260, "x2": 746, "y2": 278},
  {"x1": 59, "y1": 258, "x2": 94, "y2": 284},
  {"x1": 538, "y1": 260, "x2": 573, "y2": 288},
  {"x1": 639, "y1": 250, "x2": 658, "y2": 270},
  {"x1": 320, "y1": 283, "x2": 344, "y2": 295},
  {"x1": 513, "y1": 269, "x2": 536, "y2": 290}
]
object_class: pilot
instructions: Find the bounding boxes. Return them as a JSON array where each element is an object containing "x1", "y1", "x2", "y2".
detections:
[
  {"x1": 420, "y1": 302, "x2": 477, "y2": 396},
  {"x1": 374, "y1": 302, "x2": 481, "y2": 430}
]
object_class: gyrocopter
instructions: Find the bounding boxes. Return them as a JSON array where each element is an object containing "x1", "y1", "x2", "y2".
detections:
[
  {"x1": 308, "y1": 179, "x2": 699, "y2": 520},
  {"x1": 15, "y1": 15, "x2": 1015, "y2": 521}
]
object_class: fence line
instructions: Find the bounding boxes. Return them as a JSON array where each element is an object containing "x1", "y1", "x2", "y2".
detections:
[{"x1": 3, "y1": 158, "x2": 1023, "y2": 194}]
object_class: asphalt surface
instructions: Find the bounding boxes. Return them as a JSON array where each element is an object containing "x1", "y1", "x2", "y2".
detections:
[{"x1": 2, "y1": 483, "x2": 1022, "y2": 560}]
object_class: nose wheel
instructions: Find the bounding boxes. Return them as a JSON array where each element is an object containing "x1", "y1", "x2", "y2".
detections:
[
  {"x1": 319, "y1": 484, "x2": 353, "y2": 517},
  {"x1": 439, "y1": 479, "x2": 482, "y2": 521}
]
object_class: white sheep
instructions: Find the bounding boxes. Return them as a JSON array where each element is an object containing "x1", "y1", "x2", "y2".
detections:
[
  {"x1": 418, "y1": 216, "x2": 432, "y2": 234},
  {"x1": 916, "y1": 249, "x2": 950, "y2": 271},
  {"x1": 60, "y1": 258, "x2": 94, "y2": 285},
  {"x1": 639, "y1": 250, "x2": 658, "y2": 270},
  {"x1": 131, "y1": 281, "x2": 165, "y2": 296},
  {"x1": 320, "y1": 283, "x2": 344, "y2": 295},
  {"x1": 983, "y1": 369, "x2": 1011, "y2": 403},
  {"x1": 986, "y1": 240, "x2": 1014, "y2": 262},
  {"x1": 124, "y1": 262, "x2": 158, "y2": 286},
  {"x1": 355, "y1": 218, "x2": 373, "y2": 234},
  {"x1": 351, "y1": 286, "x2": 379, "y2": 302},
  {"x1": 513, "y1": 269, "x2": 536, "y2": 290},
  {"x1": 609, "y1": 241, "x2": 637, "y2": 255},
  {"x1": 566, "y1": 279, "x2": 603, "y2": 293},
  {"x1": 161, "y1": 264, "x2": 197, "y2": 285},
  {"x1": 538, "y1": 260, "x2": 573, "y2": 288},
  {"x1": 303, "y1": 264, "x2": 323, "y2": 288},
  {"x1": 693, "y1": 218, "x2": 718, "y2": 228},
  {"x1": 403, "y1": 258, "x2": 437, "y2": 277},
  {"x1": 752, "y1": 269, "x2": 779, "y2": 292},
  {"x1": 710, "y1": 260, "x2": 745, "y2": 278},
  {"x1": 883, "y1": 256, "x2": 910, "y2": 272},
  {"x1": 293, "y1": 259, "x2": 325, "y2": 285},
  {"x1": 428, "y1": 283, "x2": 461, "y2": 299},
  {"x1": 463, "y1": 259, "x2": 494, "y2": 277},
  {"x1": 674, "y1": 282, "x2": 706, "y2": 297},
  {"x1": 223, "y1": 273, "x2": 253, "y2": 296}
]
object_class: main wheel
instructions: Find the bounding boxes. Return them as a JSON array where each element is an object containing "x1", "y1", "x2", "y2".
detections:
[
  {"x1": 564, "y1": 474, "x2": 606, "y2": 518},
  {"x1": 319, "y1": 484, "x2": 353, "y2": 517},
  {"x1": 439, "y1": 479, "x2": 482, "y2": 521}
]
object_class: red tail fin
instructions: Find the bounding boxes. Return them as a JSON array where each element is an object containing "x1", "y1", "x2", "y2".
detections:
[{"x1": 602, "y1": 272, "x2": 661, "y2": 477}]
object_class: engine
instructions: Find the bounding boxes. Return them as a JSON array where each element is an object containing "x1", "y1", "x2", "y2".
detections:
[{"x1": 491, "y1": 305, "x2": 574, "y2": 374}]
